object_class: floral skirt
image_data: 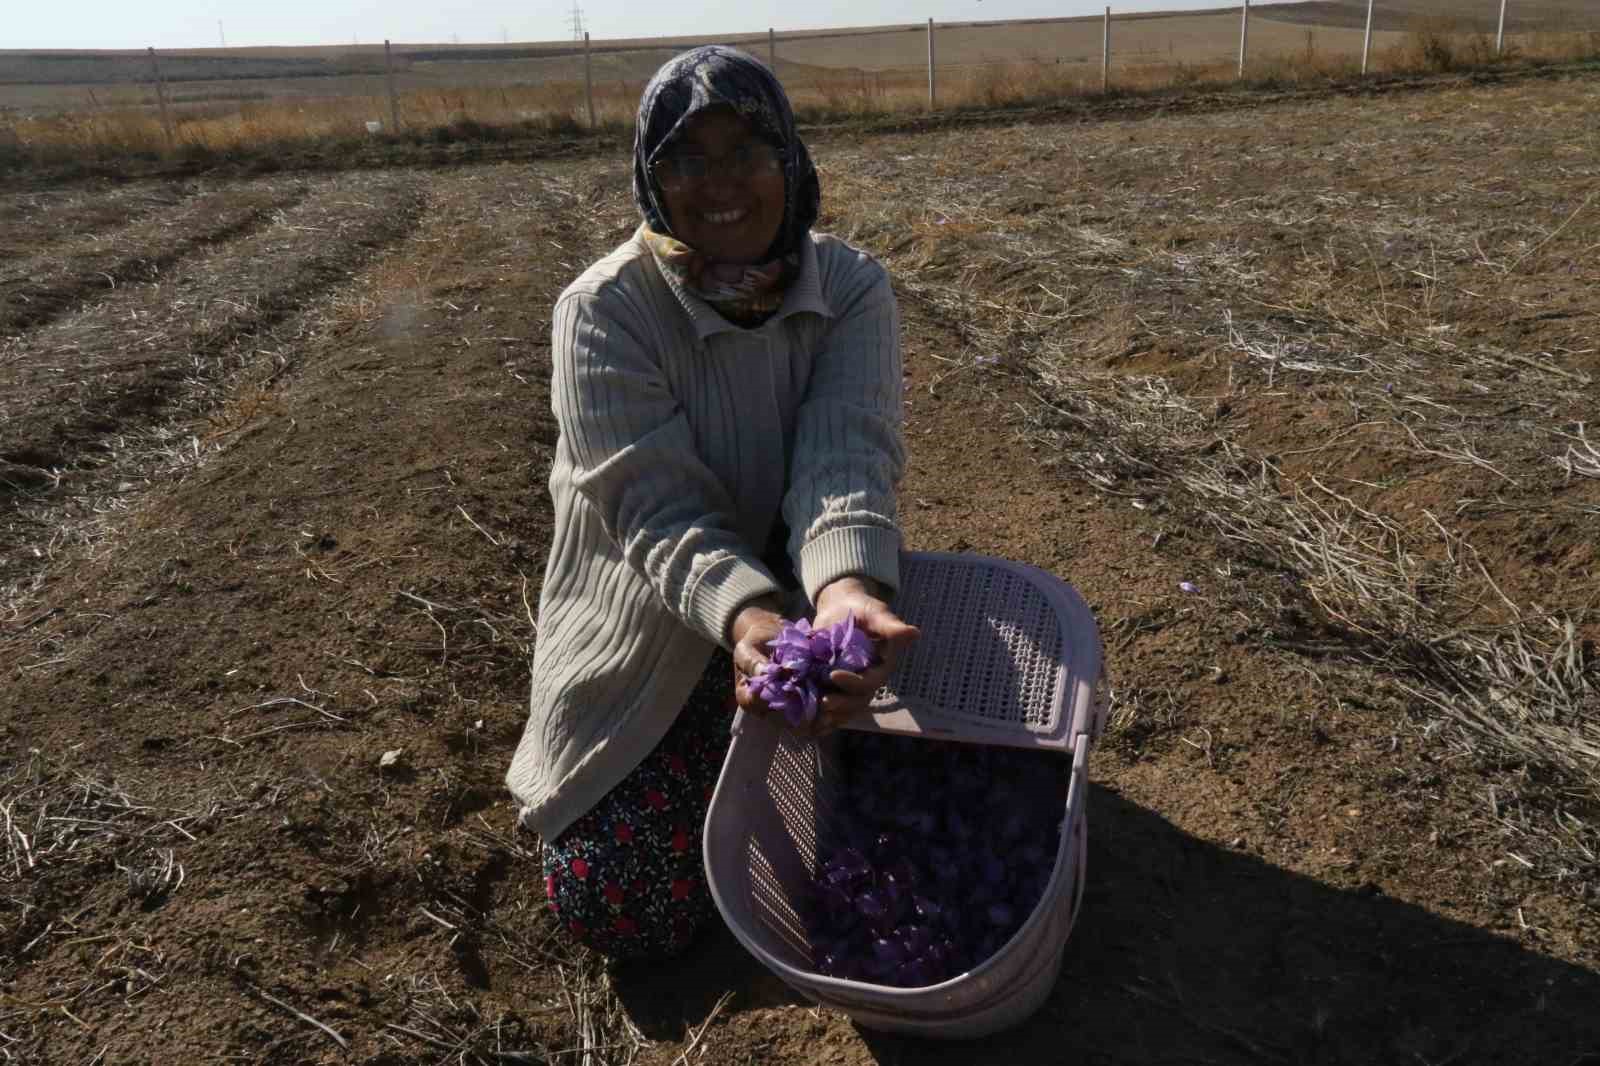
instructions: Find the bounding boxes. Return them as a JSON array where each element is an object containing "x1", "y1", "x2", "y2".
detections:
[{"x1": 541, "y1": 649, "x2": 736, "y2": 961}]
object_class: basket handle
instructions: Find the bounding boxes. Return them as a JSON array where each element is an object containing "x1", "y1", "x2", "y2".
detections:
[{"x1": 1065, "y1": 806, "x2": 1088, "y2": 933}]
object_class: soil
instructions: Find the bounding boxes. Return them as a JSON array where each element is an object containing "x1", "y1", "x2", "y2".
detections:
[{"x1": 2, "y1": 69, "x2": 1598, "y2": 1065}]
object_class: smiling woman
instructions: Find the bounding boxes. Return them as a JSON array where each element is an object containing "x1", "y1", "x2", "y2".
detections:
[
  {"x1": 505, "y1": 45, "x2": 918, "y2": 962},
  {"x1": 652, "y1": 111, "x2": 786, "y2": 265},
  {"x1": 629, "y1": 46, "x2": 824, "y2": 326}
]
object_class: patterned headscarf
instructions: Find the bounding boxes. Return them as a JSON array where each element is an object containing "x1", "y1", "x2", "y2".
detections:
[{"x1": 632, "y1": 45, "x2": 821, "y2": 263}]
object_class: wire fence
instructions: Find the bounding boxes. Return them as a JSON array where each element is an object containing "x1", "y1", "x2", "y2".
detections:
[{"x1": 2, "y1": 2, "x2": 1599, "y2": 158}]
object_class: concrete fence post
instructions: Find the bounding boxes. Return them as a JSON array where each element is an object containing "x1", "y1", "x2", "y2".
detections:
[
  {"x1": 1361, "y1": 0, "x2": 1375, "y2": 75},
  {"x1": 1103, "y1": 7, "x2": 1111, "y2": 92},
  {"x1": 1237, "y1": 0, "x2": 1250, "y2": 79},
  {"x1": 584, "y1": 32, "x2": 595, "y2": 128},
  {"x1": 384, "y1": 40, "x2": 400, "y2": 133}
]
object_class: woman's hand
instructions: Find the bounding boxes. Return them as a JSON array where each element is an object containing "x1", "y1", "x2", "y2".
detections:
[
  {"x1": 810, "y1": 576, "x2": 919, "y2": 734},
  {"x1": 730, "y1": 595, "x2": 786, "y2": 719}
]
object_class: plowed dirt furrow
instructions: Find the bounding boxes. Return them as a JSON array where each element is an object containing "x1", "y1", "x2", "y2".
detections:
[
  {"x1": 0, "y1": 164, "x2": 596, "y2": 1063},
  {"x1": 0, "y1": 179, "x2": 312, "y2": 336},
  {"x1": 0, "y1": 172, "x2": 426, "y2": 483},
  {"x1": 2, "y1": 72, "x2": 1599, "y2": 1066},
  {"x1": 0, "y1": 178, "x2": 203, "y2": 260}
]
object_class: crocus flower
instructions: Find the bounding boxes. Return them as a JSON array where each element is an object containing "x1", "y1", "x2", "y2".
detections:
[{"x1": 747, "y1": 613, "x2": 879, "y2": 728}]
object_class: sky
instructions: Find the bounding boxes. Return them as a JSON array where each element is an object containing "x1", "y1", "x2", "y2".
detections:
[{"x1": 11, "y1": 0, "x2": 1303, "y2": 51}]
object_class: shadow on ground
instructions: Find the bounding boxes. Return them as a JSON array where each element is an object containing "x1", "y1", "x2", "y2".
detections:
[
  {"x1": 618, "y1": 785, "x2": 1600, "y2": 1064},
  {"x1": 612, "y1": 914, "x2": 809, "y2": 1041}
]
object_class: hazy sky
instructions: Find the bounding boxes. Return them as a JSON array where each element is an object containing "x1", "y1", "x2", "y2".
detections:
[{"x1": 13, "y1": 0, "x2": 1299, "y2": 51}]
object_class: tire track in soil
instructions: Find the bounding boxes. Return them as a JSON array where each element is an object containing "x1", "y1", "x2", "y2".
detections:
[
  {"x1": 0, "y1": 178, "x2": 205, "y2": 259},
  {"x1": 0, "y1": 178, "x2": 312, "y2": 337},
  {"x1": 0, "y1": 173, "x2": 423, "y2": 477},
  {"x1": 0, "y1": 164, "x2": 604, "y2": 1066},
  {"x1": 0, "y1": 172, "x2": 428, "y2": 595}
]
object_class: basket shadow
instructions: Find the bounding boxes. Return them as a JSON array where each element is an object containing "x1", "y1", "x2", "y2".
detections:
[
  {"x1": 609, "y1": 917, "x2": 810, "y2": 1042},
  {"x1": 847, "y1": 784, "x2": 1600, "y2": 1065}
]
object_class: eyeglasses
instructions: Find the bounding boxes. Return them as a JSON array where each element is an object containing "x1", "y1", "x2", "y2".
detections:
[{"x1": 651, "y1": 141, "x2": 784, "y2": 189}]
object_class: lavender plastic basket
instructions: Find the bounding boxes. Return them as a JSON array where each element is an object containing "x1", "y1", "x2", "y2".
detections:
[{"x1": 704, "y1": 552, "x2": 1104, "y2": 1037}]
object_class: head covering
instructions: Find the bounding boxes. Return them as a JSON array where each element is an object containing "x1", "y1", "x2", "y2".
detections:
[{"x1": 632, "y1": 45, "x2": 820, "y2": 262}]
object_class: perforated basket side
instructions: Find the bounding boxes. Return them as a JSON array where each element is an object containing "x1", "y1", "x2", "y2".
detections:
[
  {"x1": 865, "y1": 552, "x2": 1102, "y2": 752},
  {"x1": 705, "y1": 722, "x2": 1094, "y2": 1034},
  {"x1": 704, "y1": 716, "x2": 843, "y2": 973}
]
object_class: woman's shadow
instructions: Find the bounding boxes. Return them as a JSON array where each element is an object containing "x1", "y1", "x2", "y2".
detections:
[{"x1": 612, "y1": 784, "x2": 1600, "y2": 1064}]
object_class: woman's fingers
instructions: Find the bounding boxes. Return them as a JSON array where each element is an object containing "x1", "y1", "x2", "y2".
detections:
[
  {"x1": 736, "y1": 601, "x2": 920, "y2": 735},
  {"x1": 818, "y1": 672, "x2": 882, "y2": 720},
  {"x1": 732, "y1": 644, "x2": 768, "y2": 681},
  {"x1": 732, "y1": 645, "x2": 774, "y2": 715},
  {"x1": 855, "y1": 605, "x2": 919, "y2": 662},
  {"x1": 826, "y1": 669, "x2": 878, "y2": 695}
]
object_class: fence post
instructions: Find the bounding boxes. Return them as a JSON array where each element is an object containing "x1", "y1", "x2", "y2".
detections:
[
  {"x1": 1102, "y1": 6, "x2": 1111, "y2": 92},
  {"x1": 147, "y1": 47, "x2": 174, "y2": 150},
  {"x1": 1237, "y1": 0, "x2": 1250, "y2": 80},
  {"x1": 1496, "y1": 0, "x2": 1508, "y2": 55},
  {"x1": 769, "y1": 27, "x2": 776, "y2": 69},
  {"x1": 1361, "y1": 0, "x2": 1374, "y2": 75},
  {"x1": 927, "y1": 18, "x2": 936, "y2": 110},
  {"x1": 584, "y1": 32, "x2": 596, "y2": 128},
  {"x1": 384, "y1": 40, "x2": 400, "y2": 133}
]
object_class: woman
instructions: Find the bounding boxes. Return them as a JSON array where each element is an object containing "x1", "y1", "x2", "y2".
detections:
[{"x1": 505, "y1": 45, "x2": 918, "y2": 961}]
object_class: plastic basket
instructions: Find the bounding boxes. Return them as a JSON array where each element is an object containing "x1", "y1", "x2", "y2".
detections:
[{"x1": 704, "y1": 552, "x2": 1104, "y2": 1037}]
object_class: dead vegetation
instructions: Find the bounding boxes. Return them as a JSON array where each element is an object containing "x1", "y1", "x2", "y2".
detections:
[
  {"x1": 0, "y1": 171, "x2": 427, "y2": 633},
  {"x1": 0, "y1": 180, "x2": 305, "y2": 336},
  {"x1": 3, "y1": 13, "x2": 1598, "y2": 169},
  {"x1": 1, "y1": 56, "x2": 1599, "y2": 1066},
  {"x1": 0, "y1": 750, "x2": 219, "y2": 1054},
  {"x1": 822, "y1": 74, "x2": 1600, "y2": 888}
]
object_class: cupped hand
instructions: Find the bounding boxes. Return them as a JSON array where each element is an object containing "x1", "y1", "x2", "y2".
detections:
[
  {"x1": 810, "y1": 576, "x2": 920, "y2": 734},
  {"x1": 729, "y1": 596, "x2": 786, "y2": 719}
]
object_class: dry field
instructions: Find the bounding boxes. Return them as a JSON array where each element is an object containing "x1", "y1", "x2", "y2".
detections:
[
  {"x1": 3, "y1": 66, "x2": 1600, "y2": 1065},
  {"x1": 5, "y1": 0, "x2": 1600, "y2": 160}
]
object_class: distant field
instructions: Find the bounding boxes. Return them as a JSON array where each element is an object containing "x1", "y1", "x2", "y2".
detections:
[
  {"x1": 5, "y1": 0, "x2": 1599, "y2": 119},
  {"x1": 0, "y1": 17, "x2": 1521, "y2": 119},
  {"x1": 2, "y1": 0, "x2": 1597, "y2": 160},
  {"x1": 778, "y1": 13, "x2": 1388, "y2": 71},
  {"x1": 3, "y1": 66, "x2": 1599, "y2": 1066},
  {"x1": 1263, "y1": 0, "x2": 1597, "y2": 31}
]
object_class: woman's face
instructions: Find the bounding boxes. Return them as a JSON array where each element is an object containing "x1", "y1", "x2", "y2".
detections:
[{"x1": 656, "y1": 108, "x2": 785, "y2": 264}]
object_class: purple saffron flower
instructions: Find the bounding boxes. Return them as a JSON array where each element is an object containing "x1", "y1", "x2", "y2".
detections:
[
  {"x1": 747, "y1": 665, "x2": 819, "y2": 728},
  {"x1": 748, "y1": 613, "x2": 879, "y2": 727},
  {"x1": 828, "y1": 614, "x2": 876, "y2": 673}
]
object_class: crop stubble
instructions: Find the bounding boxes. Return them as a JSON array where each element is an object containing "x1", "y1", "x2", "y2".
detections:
[{"x1": 1, "y1": 71, "x2": 1598, "y2": 1065}]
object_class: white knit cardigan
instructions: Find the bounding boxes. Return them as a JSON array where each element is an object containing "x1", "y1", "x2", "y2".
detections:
[{"x1": 506, "y1": 225, "x2": 906, "y2": 841}]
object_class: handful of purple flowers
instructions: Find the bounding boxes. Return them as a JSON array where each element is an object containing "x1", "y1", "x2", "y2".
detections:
[{"x1": 746, "y1": 614, "x2": 877, "y2": 728}]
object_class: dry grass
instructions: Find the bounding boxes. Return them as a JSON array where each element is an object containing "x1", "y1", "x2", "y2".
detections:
[
  {"x1": 0, "y1": 751, "x2": 229, "y2": 1058},
  {"x1": 0, "y1": 750, "x2": 206, "y2": 905},
  {"x1": 3, "y1": 19, "x2": 1597, "y2": 166},
  {"x1": 814, "y1": 79, "x2": 1600, "y2": 887},
  {"x1": 0, "y1": 173, "x2": 426, "y2": 649}
]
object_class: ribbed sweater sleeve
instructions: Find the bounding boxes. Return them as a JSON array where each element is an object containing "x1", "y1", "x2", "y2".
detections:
[
  {"x1": 552, "y1": 285, "x2": 782, "y2": 648},
  {"x1": 785, "y1": 253, "x2": 906, "y2": 603}
]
